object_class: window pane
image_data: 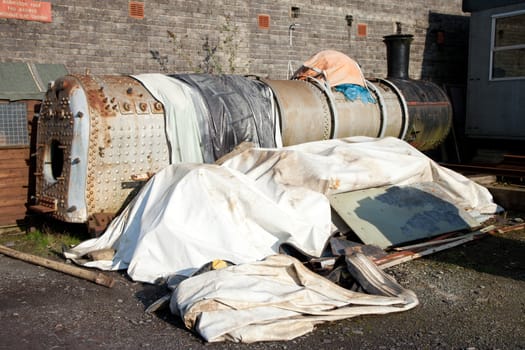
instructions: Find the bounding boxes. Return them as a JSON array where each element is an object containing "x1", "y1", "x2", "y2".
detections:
[
  {"x1": 494, "y1": 13, "x2": 525, "y2": 47},
  {"x1": 493, "y1": 48, "x2": 525, "y2": 78},
  {"x1": 0, "y1": 103, "x2": 29, "y2": 147}
]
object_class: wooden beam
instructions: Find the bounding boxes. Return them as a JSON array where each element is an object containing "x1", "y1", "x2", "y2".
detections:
[{"x1": 0, "y1": 244, "x2": 115, "y2": 288}]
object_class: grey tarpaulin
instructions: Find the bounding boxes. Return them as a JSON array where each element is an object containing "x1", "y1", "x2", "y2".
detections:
[{"x1": 173, "y1": 74, "x2": 277, "y2": 160}]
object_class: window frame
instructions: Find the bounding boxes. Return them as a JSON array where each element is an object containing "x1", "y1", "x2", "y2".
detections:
[{"x1": 489, "y1": 9, "x2": 525, "y2": 81}]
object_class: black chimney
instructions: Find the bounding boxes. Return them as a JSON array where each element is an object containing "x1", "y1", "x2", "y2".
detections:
[{"x1": 383, "y1": 34, "x2": 413, "y2": 80}]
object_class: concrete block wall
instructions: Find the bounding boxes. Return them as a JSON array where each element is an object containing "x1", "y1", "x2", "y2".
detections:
[{"x1": 0, "y1": 0, "x2": 467, "y2": 83}]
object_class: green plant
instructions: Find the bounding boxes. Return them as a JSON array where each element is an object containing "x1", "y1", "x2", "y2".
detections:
[
  {"x1": 26, "y1": 230, "x2": 51, "y2": 251},
  {"x1": 158, "y1": 15, "x2": 244, "y2": 74},
  {"x1": 0, "y1": 228, "x2": 82, "y2": 258},
  {"x1": 166, "y1": 30, "x2": 200, "y2": 72},
  {"x1": 198, "y1": 35, "x2": 221, "y2": 74},
  {"x1": 219, "y1": 15, "x2": 241, "y2": 74}
]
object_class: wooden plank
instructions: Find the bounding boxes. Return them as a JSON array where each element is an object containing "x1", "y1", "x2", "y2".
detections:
[
  {"x1": 0, "y1": 148, "x2": 29, "y2": 160},
  {"x1": 0, "y1": 215, "x2": 23, "y2": 226},
  {"x1": 0, "y1": 205, "x2": 27, "y2": 225},
  {"x1": 0, "y1": 203, "x2": 27, "y2": 212},
  {"x1": 0, "y1": 177, "x2": 29, "y2": 185},
  {"x1": 0, "y1": 150, "x2": 29, "y2": 158},
  {"x1": 0, "y1": 160, "x2": 30, "y2": 169},
  {"x1": 376, "y1": 232, "x2": 486, "y2": 269},
  {"x1": 0, "y1": 185, "x2": 27, "y2": 195},
  {"x1": 0, "y1": 168, "x2": 30, "y2": 179},
  {"x1": 0, "y1": 194, "x2": 29, "y2": 207},
  {"x1": 0, "y1": 186, "x2": 28, "y2": 198},
  {"x1": 497, "y1": 222, "x2": 525, "y2": 233},
  {"x1": 0, "y1": 179, "x2": 28, "y2": 189}
]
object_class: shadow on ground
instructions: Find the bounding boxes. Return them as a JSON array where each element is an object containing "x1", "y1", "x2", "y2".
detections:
[{"x1": 426, "y1": 230, "x2": 525, "y2": 282}]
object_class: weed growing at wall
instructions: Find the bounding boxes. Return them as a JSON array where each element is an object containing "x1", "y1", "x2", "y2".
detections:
[
  {"x1": 155, "y1": 15, "x2": 243, "y2": 74},
  {"x1": 220, "y1": 15, "x2": 241, "y2": 74}
]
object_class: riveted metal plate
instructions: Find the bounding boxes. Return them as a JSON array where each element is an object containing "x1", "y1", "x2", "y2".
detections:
[
  {"x1": 263, "y1": 79, "x2": 332, "y2": 146},
  {"x1": 34, "y1": 75, "x2": 170, "y2": 223}
]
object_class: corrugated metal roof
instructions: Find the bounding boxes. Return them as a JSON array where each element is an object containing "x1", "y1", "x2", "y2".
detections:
[{"x1": 0, "y1": 62, "x2": 67, "y2": 101}]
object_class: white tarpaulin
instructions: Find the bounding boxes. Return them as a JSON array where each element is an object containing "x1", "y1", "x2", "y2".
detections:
[
  {"x1": 65, "y1": 163, "x2": 331, "y2": 281},
  {"x1": 171, "y1": 254, "x2": 418, "y2": 343},
  {"x1": 132, "y1": 74, "x2": 209, "y2": 163},
  {"x1": 222, "y1": 137, "x2": 498, "y2": 215},
  {"x1": 65, "y1": 137, "x2": 498, "y2": 283}
]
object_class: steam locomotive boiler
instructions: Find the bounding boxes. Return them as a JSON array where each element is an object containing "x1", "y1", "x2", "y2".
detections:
[{"x1": 30, "y1": 34, "x2": 452, "y2": 230}]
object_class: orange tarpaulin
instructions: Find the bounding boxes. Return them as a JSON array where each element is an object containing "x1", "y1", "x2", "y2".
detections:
[{"x1": 292, "y1": 50, "x2": 366, "y2": 87}]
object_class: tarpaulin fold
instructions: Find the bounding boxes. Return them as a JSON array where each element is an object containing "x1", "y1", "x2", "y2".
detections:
[
  {"x1": 132, "y1": 74, "x2": 214, "y2": 163},
  {"x1": 170, "y1": 254, "x2": 418, "y2": 342},
  {"x1": 65, "y1": 162, "x2": 331, "y2": 281},
  {"x1": 292, "y1": 50, "x2": 367, "y2": 87}
]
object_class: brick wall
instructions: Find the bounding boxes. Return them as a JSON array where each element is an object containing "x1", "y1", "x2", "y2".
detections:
[{"x1": 0, "y1": 0, "x2": 468, "y2": 83}]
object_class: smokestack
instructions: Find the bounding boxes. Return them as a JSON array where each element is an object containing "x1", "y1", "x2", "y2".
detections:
[{"x1": 383, "y1": 34, "x2": 413, "y2": 79}]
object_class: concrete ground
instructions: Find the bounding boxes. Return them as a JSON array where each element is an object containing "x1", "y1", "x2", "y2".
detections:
[{"x1": 0, "y1": 225, "x2": 524, "y2": 349}]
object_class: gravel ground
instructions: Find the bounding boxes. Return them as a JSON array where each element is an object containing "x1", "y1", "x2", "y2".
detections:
[{"x1": 0, "y1": 227, "x2": 524, "y2": 350}]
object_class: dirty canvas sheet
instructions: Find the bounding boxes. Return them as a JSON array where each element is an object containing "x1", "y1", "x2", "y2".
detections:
[
  {"x1": 222, "y1": 136, "x2": 498, "y2": 216},
  {"x1": 65, "y1": 137, "x2": 498, "y2": 283},
  {"x1": 65, "y1": 163, "x2": 331, "y2": 282},
  {"x1": 171, "y1": 254, "x2": 418, "y2": 342},
  {"x1": 291, "y1": 50, "x2": 367, "y2": 87}
]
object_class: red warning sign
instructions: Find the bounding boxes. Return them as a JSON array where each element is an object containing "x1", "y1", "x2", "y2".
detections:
[{"x1": 0, "y1": 0, "x2": 52, "y2": 23}]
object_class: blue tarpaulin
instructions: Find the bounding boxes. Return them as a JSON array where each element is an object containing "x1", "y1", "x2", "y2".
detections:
[{"x1": 335, "y1": 84, "x2": 376, "y2": 104}]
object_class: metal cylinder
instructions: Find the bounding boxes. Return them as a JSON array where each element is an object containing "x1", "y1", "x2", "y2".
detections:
[
  {"x1": 386, "y1": 78, "x2": 452, "y2": 151},
  {"x1": 384, "y1": 34, "x2": 414, "y2": 79},
  {"x1": 265, "y1": 77, "x2": 449, "y2": 151},
  {"x1": 32, "y1": 72, "x2": 452, "y2": 225},
  {"x1": 263, "y1": 79, "x2": 333, "y2": 146},
  {"x1": 366, "y1": 80, "x2": 408, "y2": 139}
]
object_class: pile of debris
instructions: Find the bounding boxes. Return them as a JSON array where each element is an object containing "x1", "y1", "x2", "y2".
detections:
[{"x1": 57, "y1": 136, "x2": 506, "y2": 342}]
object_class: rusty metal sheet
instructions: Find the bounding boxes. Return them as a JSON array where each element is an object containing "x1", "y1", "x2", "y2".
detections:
[
  {"x1": 34, "y1": 75, "x2": 170, "y2": 223},
  {"x1": 329, "y1": 182, "x2": 479, "y2": 248}
]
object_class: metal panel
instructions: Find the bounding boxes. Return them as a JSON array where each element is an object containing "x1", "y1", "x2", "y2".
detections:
[
  {"x1": 386, "y1": 78, "x2": 452, "y2": 151},
  {"x1": 329, "y1": 182, "x2": 479, "y2": 248},
  {"x1": 332, "y1": 89, "x2": 382, "y2": 139}
]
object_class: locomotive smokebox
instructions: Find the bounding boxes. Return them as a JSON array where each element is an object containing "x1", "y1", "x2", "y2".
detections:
[{"x1": 382, "y1": 33, "x2": 452, "y2": 151}]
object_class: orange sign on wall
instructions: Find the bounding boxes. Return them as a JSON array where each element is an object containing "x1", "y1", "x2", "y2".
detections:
[{"x1": 0, "y1": 0, "x2": 52, "y2": 23}]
